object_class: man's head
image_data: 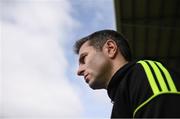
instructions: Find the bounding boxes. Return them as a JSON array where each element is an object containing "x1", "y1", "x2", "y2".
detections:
[
  {"x1": 74, "y1": 29, "x2": 132, "y2": 61},
  {"x1": 74, "y1": 29, "x2": 132, "y2": 89}
]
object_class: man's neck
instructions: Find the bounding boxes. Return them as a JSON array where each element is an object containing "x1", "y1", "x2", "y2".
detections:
[{"x1": 105, "y1": 57, "x2": 128, "y2": 89}]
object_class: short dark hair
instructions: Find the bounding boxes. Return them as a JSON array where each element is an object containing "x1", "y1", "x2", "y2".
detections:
[{"x1": 74, "y1": 29, "x2": 132, "y2": 61}]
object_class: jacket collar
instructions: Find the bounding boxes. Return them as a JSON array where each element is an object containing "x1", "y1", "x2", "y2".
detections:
[{"x1": 107, "y1": 61, "x2": 136, "y2": 102}]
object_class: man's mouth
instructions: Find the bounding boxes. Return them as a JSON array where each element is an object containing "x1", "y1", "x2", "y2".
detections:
[{"x1": 84, "y1": 74, "x2": 89, "y2": 83}]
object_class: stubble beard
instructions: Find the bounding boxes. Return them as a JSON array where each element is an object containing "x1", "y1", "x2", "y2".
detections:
[{"x1": 89, "y1": 61, "x2": 112, "y2": 90}]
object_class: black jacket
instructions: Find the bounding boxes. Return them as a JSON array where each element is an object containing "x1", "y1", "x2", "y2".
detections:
[{"x1": 107, "y1": 60, "x2": 180, "y2": 118}]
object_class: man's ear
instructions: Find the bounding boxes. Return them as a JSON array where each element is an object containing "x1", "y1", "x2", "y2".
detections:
[{"x1": 103, "y1": 39, "x2": 118, "y2": 58}]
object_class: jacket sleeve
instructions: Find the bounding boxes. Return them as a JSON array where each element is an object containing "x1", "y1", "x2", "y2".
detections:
[{"x1": 128, "y1": 61, "x2": 180, "y2": 118}]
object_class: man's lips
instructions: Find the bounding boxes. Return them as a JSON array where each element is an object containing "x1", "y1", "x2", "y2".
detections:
[{"x1": 84, "y1": 74, "x2": 89, "y2": 83}]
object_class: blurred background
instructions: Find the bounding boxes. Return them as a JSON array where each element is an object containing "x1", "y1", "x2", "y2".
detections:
[
  {"x1": 0, "y1": 0, "x2": 114, "y2": 118},
  {"x1": 114, "y1": 0, "x2": 180, "y2": 73},
  {"x1": 0, "y1": 0, "x2": 180, "y2": 118}
]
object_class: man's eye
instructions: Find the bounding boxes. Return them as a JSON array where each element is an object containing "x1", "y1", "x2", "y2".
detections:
[
  {"x1": 80, "y1": 55, "x2": 86, "y2": 64},
  {"x1": 80, "y1": 58, "x2": 84, "y2": 64}
]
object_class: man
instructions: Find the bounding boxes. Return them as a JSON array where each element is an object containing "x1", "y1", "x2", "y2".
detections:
[{"x1": 74, "y1": 29, "x2": 180, "y2": 118}]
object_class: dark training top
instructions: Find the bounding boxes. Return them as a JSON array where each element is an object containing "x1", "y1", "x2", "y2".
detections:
[{"x1": 107, "y1": 60, "x2": 180, "y2": 118}]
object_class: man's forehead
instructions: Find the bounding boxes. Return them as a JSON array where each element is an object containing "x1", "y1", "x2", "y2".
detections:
[{"x1": 79, "y1": 41, "x2": 91, "y2": 54}]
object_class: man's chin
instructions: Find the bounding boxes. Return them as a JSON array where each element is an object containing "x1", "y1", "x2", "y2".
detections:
[
  {"x1": 88, "y1": 81, "x2": 97, "y2": 89},
  {"x1": 88, "y1": 81, "x2": 104, "y2": 90}
]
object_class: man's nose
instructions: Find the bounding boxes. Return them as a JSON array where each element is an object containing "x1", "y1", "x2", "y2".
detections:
[{"x1": 77, "y1": 65, "x2": 85, "y2": 76}]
